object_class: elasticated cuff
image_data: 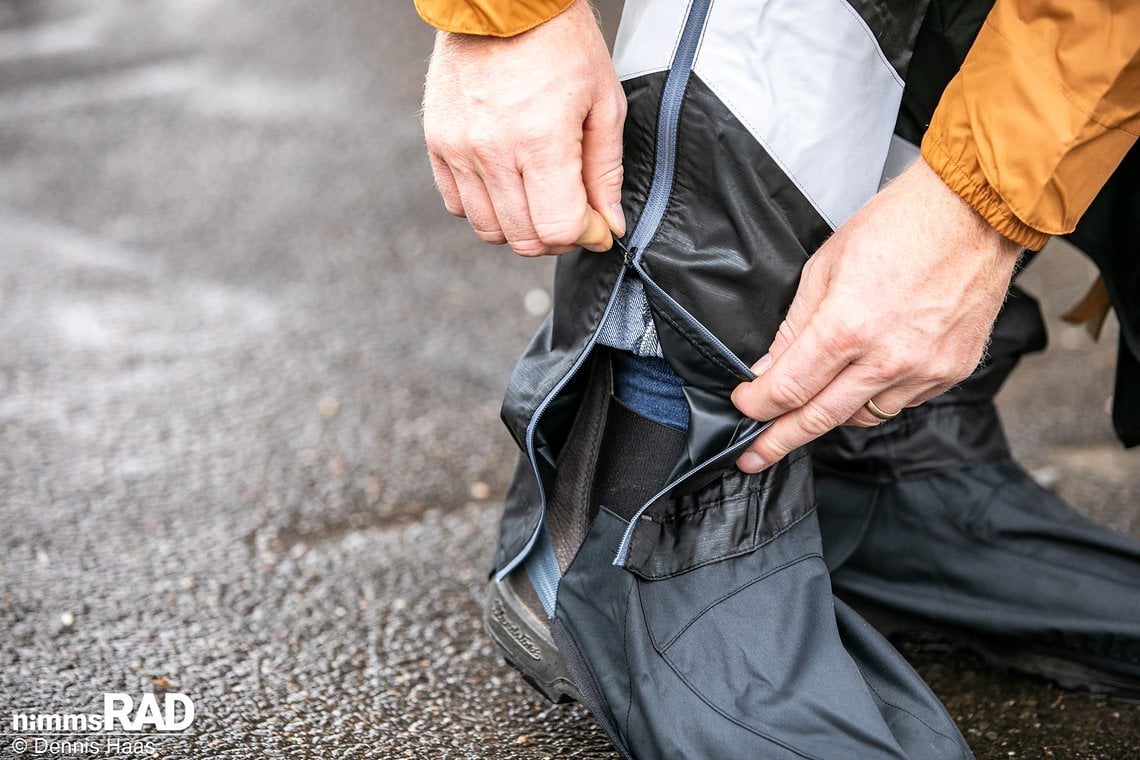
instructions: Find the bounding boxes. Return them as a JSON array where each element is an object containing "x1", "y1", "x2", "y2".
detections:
[
  {"x1": 921, "y1": 130, "x2": 1050, "y2": 251},
  {"x1": 414, "y1": 0, "x2": 576, "y2": 37}
]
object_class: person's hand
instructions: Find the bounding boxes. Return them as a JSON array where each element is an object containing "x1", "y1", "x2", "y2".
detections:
[
  {"x1": 731, "y1": 159, "x2": 1023, "y2": 473},
  {"x1": 422, "y1": 0, "x2": 626, "y2": 256}
]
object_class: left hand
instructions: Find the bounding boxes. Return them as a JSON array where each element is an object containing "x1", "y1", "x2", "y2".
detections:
[{"x1": 731, "y1": 159, "x2": 1023, "y2": 473}]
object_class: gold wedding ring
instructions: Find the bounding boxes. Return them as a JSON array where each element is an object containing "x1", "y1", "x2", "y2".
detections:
[{"x1": 865, "y1": 398, "x2": 901, "y2": 421}]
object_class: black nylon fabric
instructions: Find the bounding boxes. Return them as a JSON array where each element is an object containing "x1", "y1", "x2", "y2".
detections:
[
  {"x1": 638, "y1": 74, "x2": 826, "y2": 366},
  {"x1": 636, "y1": 255, "x2": 766, "y2": 495},
  {"x1": 846, "y1": 0, "x2": 933, "y2": 78},
  {"x1": 492, "y1": 70, "x2": 665, "y2": 573},
  {"x1": 494, "y1": 245, "x2": 624, "y2": 571},
  {"x1": 1114, "y1": 338, "x2": 1140, "y2": 447},
  {"x1": 894, "y1": 0, "x2": 994, "y2": 145},
  {"x1": 819, "y1": 460, "x2": 1140, "y2": 677},
  {"x1": 495, "y1": 67, "x2": 831, "y2": 572},
  {"x1": 494, "y1": 0, "x2": 1138, "y2": 578},
  {"x1": 1066, "y1": 143, "x2": 1140, "y2": 447}
]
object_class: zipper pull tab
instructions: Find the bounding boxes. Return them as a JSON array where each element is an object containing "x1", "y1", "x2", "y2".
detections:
[{"x1": 614, "y1": 238, "x2": 635, "y2": 268}]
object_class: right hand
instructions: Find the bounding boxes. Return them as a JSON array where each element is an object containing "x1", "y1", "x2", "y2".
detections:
[{"x1": 422, "y1": 0, "x2": 627, "y2": 256}]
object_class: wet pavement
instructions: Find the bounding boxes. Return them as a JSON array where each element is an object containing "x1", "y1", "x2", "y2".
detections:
[{"x1": 0, "y1": 1, "x2": 1137, "y2": 758}]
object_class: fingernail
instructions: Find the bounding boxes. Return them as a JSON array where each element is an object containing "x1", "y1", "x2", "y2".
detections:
[
  {"x1": 737, "y1": 451, "x2": 768, "y2": 473},
  {"x1": 607, "y1": 202, "x2": 627, "y2": 237},
  {"x1": 751, "y1": 354, "x2": 773, "y2": 375}
]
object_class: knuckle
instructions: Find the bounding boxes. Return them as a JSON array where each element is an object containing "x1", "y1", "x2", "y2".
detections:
[
  {"x1": 591, "y1": 161, "x2": 624, "y2": 188},
  {"x1": 801, "y1": 256, "x2": 818, "y2": 279},
  {"x1": 751, "y1": 437, "x2": 785, "y2": 465},
  {"x1": 797, "y1": 400, "x2": 844, "y2": 437},
  {"x1": 595, "y1": 93, "x2": 628, "y2": 131},
  {"x1": 437, "y1": 144, "x2": 476, "y2": 175},
  {"x1": 468, "y1": 137, "x2": 507, "y2": 170},
  {"x1": 515, "y1": 133, "x2": 562, "y2": 168},
  {"x1": 756, "y1": 425, "x2": 804, "y2": 463},
  {"x1": 767, "y1": 374, "x2": 812, "y2": 411},
  {"x1": 930, "y1": 353, "x2": 977, "y2": 386},
  {"x1": 768, "y1": 322, "x2": 795, "y2": 355},
  {"x1": 732, "y1": 386, "x2": 764, "y2": 421},
  {"x1": 610, "y1": 95, "x2": 628, "y2": 125},
  {"x1": 533, "y1": 218, "x2": 583, "y2": 247},
  {"x1": 775, "y1": 319, "x2": 798, "y2": 345},
  {"x1": 822, "y1": 322, "x2": 864, "y2": 357},
  {"x1": 868, "y1": 351, "x2": 915, "y2": 384}
]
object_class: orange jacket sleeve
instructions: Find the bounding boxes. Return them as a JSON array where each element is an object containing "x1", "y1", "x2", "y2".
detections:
[
  {"x1": 923, "y1": 0, "x2": 1140, "y2": 250},
  {"x1": 414, "y1": 0, "x2": 576, "y2": 37}
]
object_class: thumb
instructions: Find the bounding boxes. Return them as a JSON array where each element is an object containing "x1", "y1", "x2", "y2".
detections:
[{"x1": 581, "y1": 91, "x2": 627, "y2": 238}]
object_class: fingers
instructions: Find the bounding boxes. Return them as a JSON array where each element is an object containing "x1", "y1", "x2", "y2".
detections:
[
  {"x1": 428, "y1": 120, "x2": 615, "y2": 256},
  {"x1": 478, "y1": 154, "x2": 579, "y2": 256},
  {"x1": 520, "y1": 136, "x2": 613, "y2": 254},
  {"x1": 581, "y1": 90, "x2": 627, "y2": 237},
  {"x1": 428, "y1": 151, "x2": 463, "y2": 218},
  {"x1": 421, "y1": 3, "x2": 627, "y2": 258},
  {"x1": 845, "y1": 386, "x2": 920, "y2": 426},
  {"x1": 726, "y1": 154, "x2": 1022, "y2": 476},
  {"x1": 734, "y1": 370, "x2": 921, "y2": 473},
  {"x1": 429, "y1": 144, "x2": 508, "y2": 245},
  {"x1": 730, "y1": 314, "x2": 859, "y2": 425},
  {"x1": 453, "y1": 166, "x2": 506, "y2": 245}
]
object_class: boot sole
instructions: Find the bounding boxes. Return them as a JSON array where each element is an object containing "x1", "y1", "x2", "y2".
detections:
[
  {"x1": 484, "y1": 578, "x2": 581, "y2": 704},
  {"x1": 840, "y1": 590, "x2": 1140, "y2": 702}
]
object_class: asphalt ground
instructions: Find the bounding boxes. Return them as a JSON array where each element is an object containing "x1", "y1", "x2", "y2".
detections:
[{"x1": 0, "y1": 2, "x2": 1137, "y2": 758}]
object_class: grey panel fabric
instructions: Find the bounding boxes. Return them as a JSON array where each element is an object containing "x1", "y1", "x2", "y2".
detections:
[
  {"x1": 615, "y1": 0, "x2": 927, "y2": 230},
  {"x1": 818, "y1": 461, "x2": 1140, "y2": 692},
  {"x1": 555, "y1": 508, "x2": 973, "y2": 759}
]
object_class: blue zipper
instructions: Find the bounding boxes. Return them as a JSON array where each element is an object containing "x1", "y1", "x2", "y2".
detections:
[
  {"x1": 609, "y1": 0, "x2": 762, "y2": 566},
  {"x1": 627, "y1": 0, "x2": 714, "y2": 257},
  {"x1": 494, "y1": 263, "x2": 629, "y2": 588}
]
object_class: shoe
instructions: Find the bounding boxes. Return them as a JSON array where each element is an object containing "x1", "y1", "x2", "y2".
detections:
[{"x1": 484, "y1": 573, "x2": 580, "y2": 704}]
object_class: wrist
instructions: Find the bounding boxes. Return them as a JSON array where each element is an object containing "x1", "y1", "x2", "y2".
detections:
[
  {"x1": 901, "y1": 159, "x2": 1023, "y2": 266},
  {"x1": 920, "y1": 130, "x2": 1050, "y2": 251}
]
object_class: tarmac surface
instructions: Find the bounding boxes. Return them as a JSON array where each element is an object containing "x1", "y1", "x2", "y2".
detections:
[{"x1": 0, "y1": 1, "x2": 1137, "y2": 758}]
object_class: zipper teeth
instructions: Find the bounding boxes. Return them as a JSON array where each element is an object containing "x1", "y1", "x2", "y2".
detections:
[
  {"x1": 613, "y1": 419, "x2": 774, "y2": 567},
  {"x1": 495, "y1": 264, "x2": 630, "y2": 583},
  {"x1": 613, "y1": 0, "x2": 731, "y2": 566},
  {"x1": 627, "y1": 0, "x2": 713, "y2": 255}
]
